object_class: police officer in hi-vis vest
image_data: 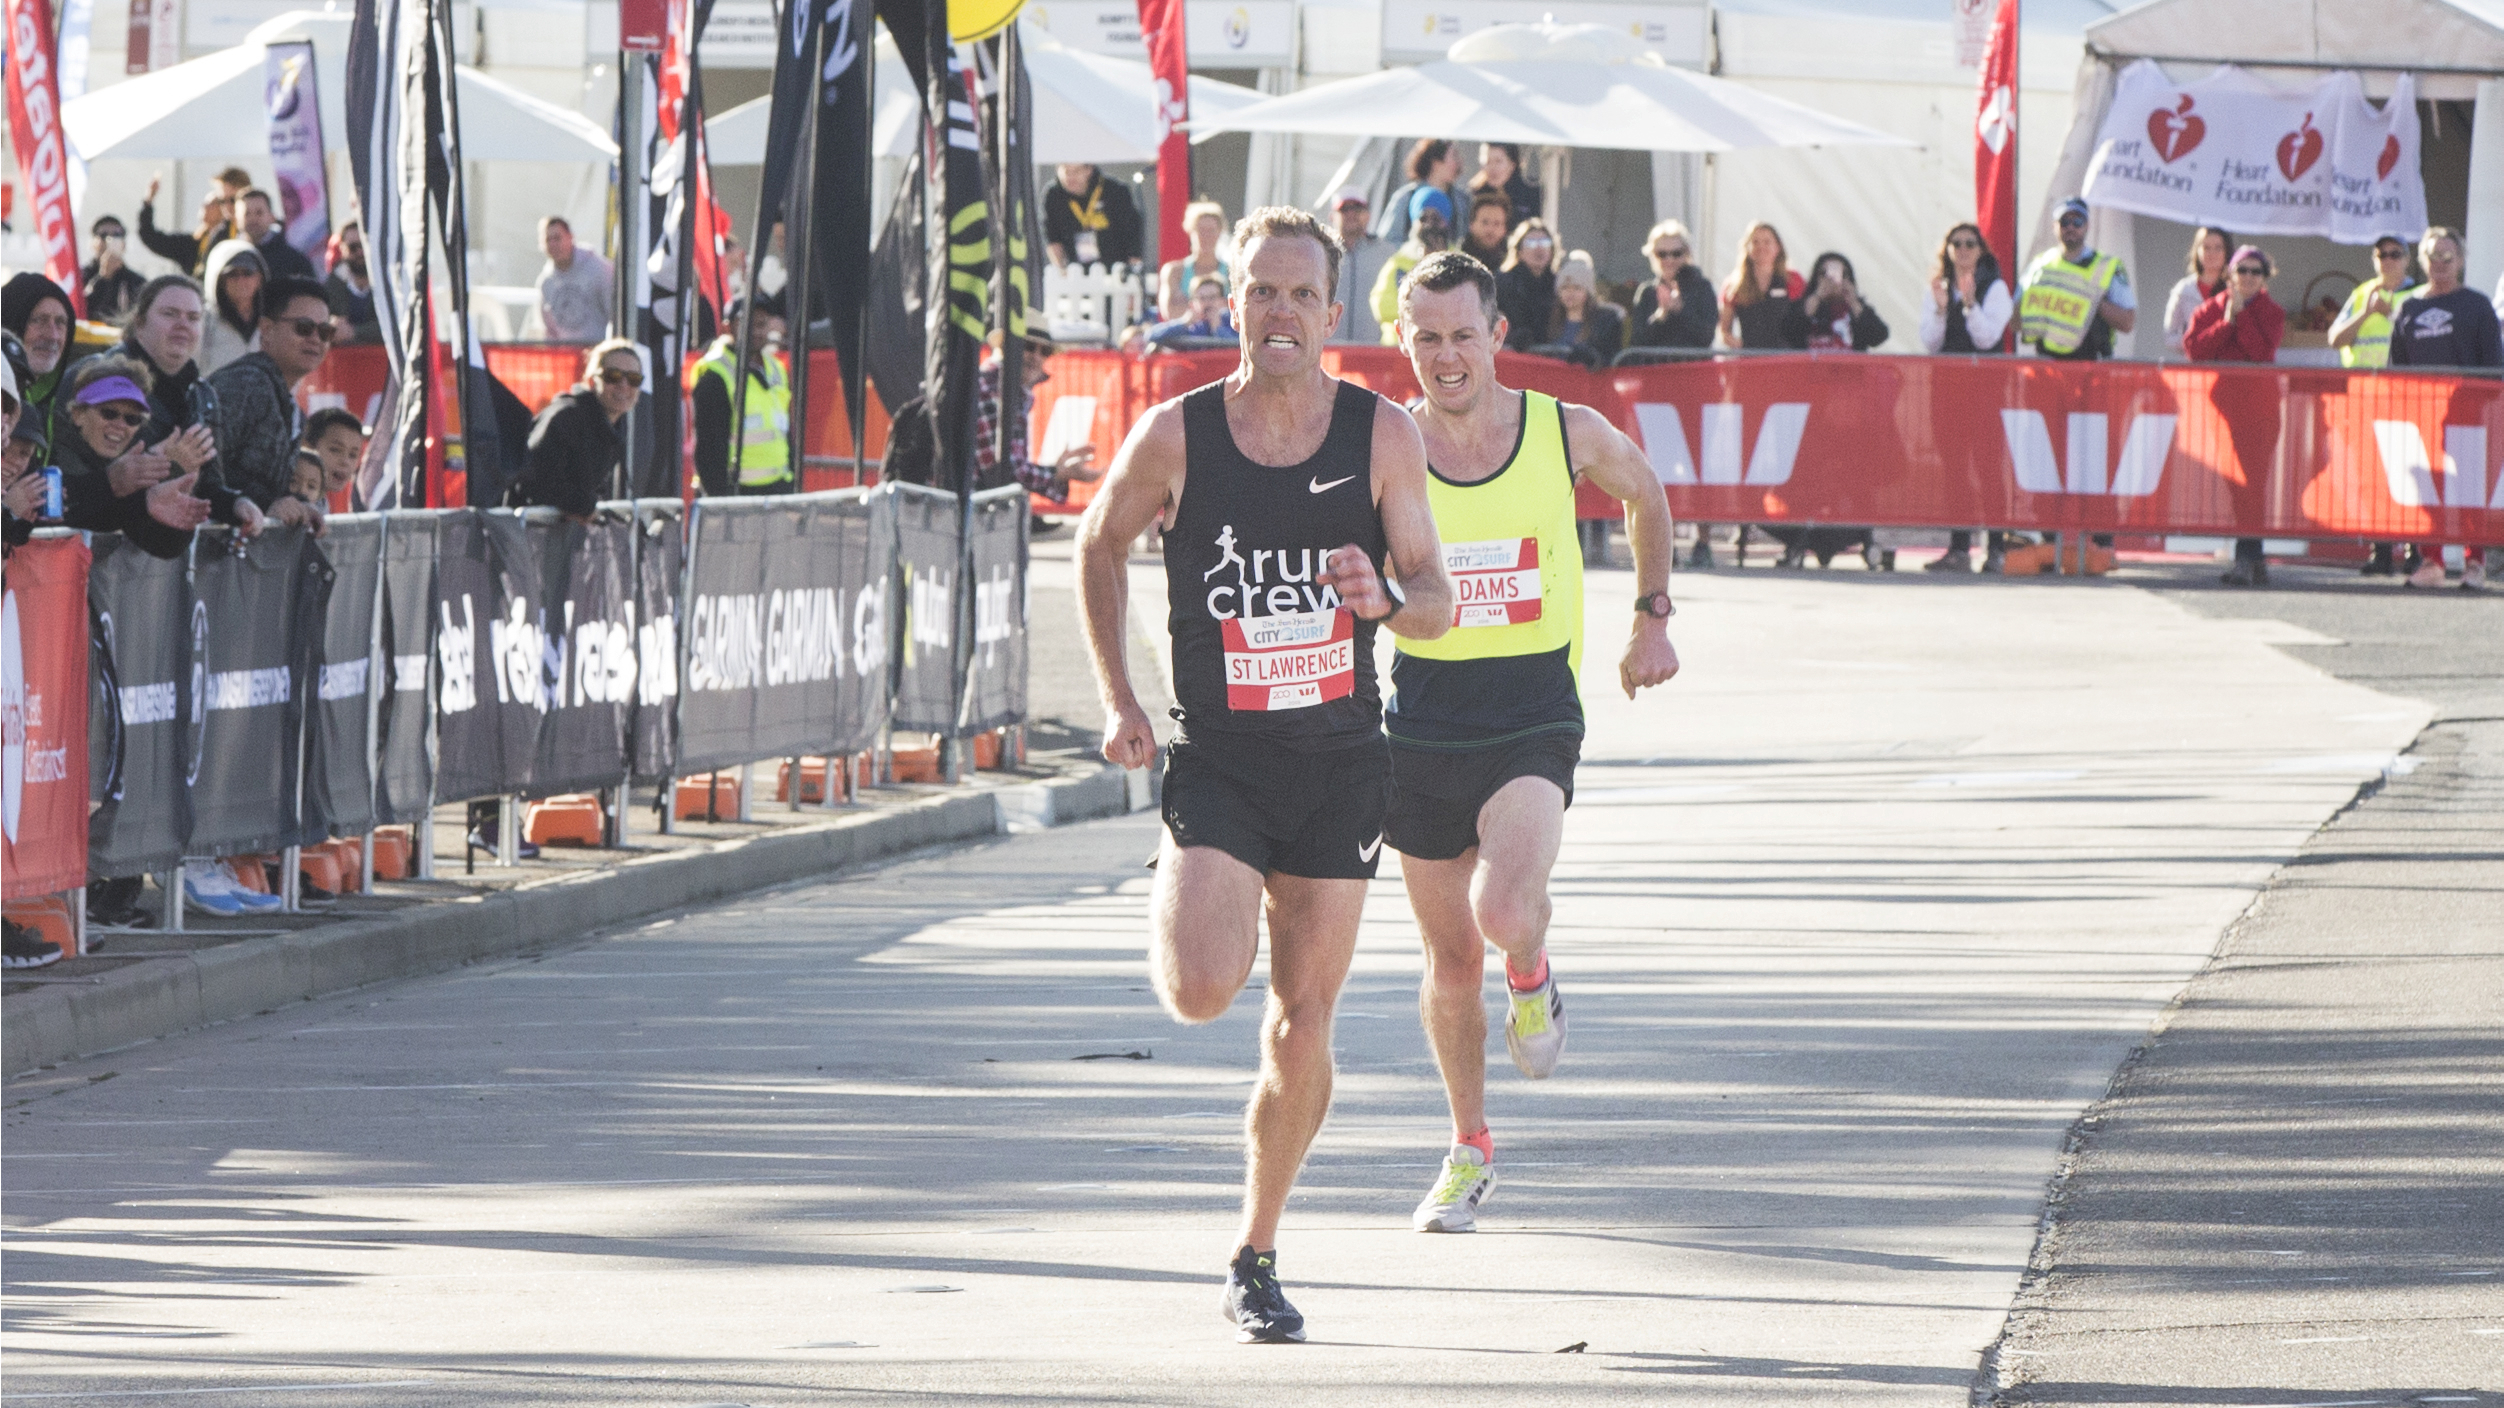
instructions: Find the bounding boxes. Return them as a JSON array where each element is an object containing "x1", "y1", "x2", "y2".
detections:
[
  {"x1": 691, "y1": 292, "x2": 794, "y2": 496},
  {"x1": 2018, "y1": 198, "x2": 2136, "y2": 362}
]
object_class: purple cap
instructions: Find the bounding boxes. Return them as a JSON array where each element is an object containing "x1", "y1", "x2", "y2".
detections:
[
  {"x1": 74, "y1": 375, "x2": 150, "y2": 408},
  {"x1": 2230, "y1": 245, "x2": 2270, "y2": 272}
]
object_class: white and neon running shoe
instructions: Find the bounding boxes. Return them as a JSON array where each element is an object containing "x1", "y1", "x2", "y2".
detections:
[
  {"x1": 1505, "y1": 969, "x2": 1566, "y2": 1079},
  {"x1": 1413, "y1": 1143, "x2": 1496, "y2": 1233}
]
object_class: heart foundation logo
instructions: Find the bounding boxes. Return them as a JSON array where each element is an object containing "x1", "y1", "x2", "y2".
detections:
[
  {"x1": 2147, "y1": 95, "x2": 2205, "y2": 163},
  {"x1": 2277, "y1": 112, "x2": 2325, "y2": 182},
  {"x1": 2376, "y1": 133, "x2": 2402, "y2": 181}
]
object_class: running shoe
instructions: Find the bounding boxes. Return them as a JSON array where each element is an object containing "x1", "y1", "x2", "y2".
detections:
[
  {"x1": 2464, "y1": 557, "x2": 2488, "y2": 592},
  {"x1": 4, "y1": 919, "x2": 63, "y2": 969},
  {"x1": 1412, "y1": 1143, "x2": 1496, "y2": 1233},
  {"x1": 1505, "y1": 968, "x2": 1567, "y2": 1079},
  {"x1": 181, "y1": 862, "x2": 247, "y2": 917},
  {"x1": 1220, "y1": 1245, "x2": 1306, "y2": 1344},
  {"x1": 2406, "y1": 560, "x2": 2449, "y2": 589},
  {"x1": 220, "y1": 860, "x2": 284, "y2": 913}
]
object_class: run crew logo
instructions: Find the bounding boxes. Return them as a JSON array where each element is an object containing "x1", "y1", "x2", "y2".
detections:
[{"x1": 1203, "y1": 525, "x2": 1356, "y2": 712}]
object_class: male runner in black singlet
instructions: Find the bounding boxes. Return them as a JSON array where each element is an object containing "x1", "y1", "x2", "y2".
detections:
[
  {"x1": 1076, "y1": 206, "x2": 1454, "y2": 1343},
  {"x1": 1388, "y1": 253, "x2": 1681, "y2": 1233}
]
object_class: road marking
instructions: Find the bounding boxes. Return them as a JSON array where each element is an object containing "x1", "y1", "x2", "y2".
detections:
[
  {"x1": 1911, "y1": 769, "x2": 2086, "y2": 788},
  {"x1": 5, "y1": 1382, "x2": 439, "y2": 1400},
  {"x1": 2278, "y1": 1336, "x2": 2369, "y2": 1344}
]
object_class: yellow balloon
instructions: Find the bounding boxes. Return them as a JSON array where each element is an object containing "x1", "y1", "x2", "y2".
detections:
[{"x1": 949, "y1": 0, "x2": 1025, "y2": 41}]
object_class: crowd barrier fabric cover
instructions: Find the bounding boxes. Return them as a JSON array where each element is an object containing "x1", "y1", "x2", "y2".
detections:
[
  {"x1": 308, "y1": 515, "x2": 383, "y2": 840},
  {"x1": 889, "y1": 484, "x2": 1030, "y2": 737},
  {"x1": 965, "y1": 488, "x2": 1030, "y2": 733},
  {"x1": 629, "y1": 501, "x2": 683, "y2": 779},
  {"x1": 531, "y1": 515, "x2": 640, "y2": 796},
  {"x1": 376, "y1": 511, "x2": 442, "y2": 824},
  {"x1": 188, "y1": 526, "x2": 328, "y2": 858},
  {"x1": 4, "y1": 536, "x2": 91, "y2": 898},
  {"x1": 677, "y1": 488, "x2": 895, "y2": 776},
  {"x1": 86, "y1": 538, "x2": 191, "y2": 878}
]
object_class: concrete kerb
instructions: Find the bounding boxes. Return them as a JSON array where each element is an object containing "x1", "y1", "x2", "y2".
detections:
[{"x1": 3, "y1": 760, "x2": 1156, "y2": 1079}]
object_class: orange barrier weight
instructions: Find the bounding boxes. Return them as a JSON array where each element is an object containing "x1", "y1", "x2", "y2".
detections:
[
  {"x1": 890, "y1": 741, "x2": 943, "y2": 783},
  {"x1": 776, "y1": 757, "x2": 850, "y2": 804},
  {"x1": 526, "y1": 795, "x2": 607, "y2": 846},
  {"x1": 371, "y1": 827, "x2": 413, "y2": 881},
  {"x1": 674, "y1": 772, "x2": 743, "y2": 819},
  {"x1": 298, "y1": 847, "x2": 347, "y2": 895},
  {"x1": 5, "y1": 896, "x2": 78, "y2": 958}
]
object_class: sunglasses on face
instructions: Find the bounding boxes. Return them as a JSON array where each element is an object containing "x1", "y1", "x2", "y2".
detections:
[
  {"x1": 273, "y1": 316, "x2": 335, "y2": 341},
  {"x1": 1652, "y1": 246, "x2": 1688, "y2": 259},
  {"x1": 599, "y1": 367, "x2": 645, "y2": 388},
  {"x1": 2058, "y1": 215, "x2": 2087, "y2": 228},
  {"x1": 87, "y1": 406, "x2": 149, "y2": 427},
  {"x1": 1949, "y1": 238, "x2": 1982, "y2": 250},
  {"x1": 2375, "y1": 248, "x2": 2407, "y2": 260},
  {"x1": 2233, "y1": 265, "x2": 2267, "y2": 278}
]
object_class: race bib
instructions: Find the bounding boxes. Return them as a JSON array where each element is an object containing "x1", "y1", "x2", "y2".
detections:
[
  {"x1": 1223, "y1": 607, "x2": 1355, "y2": 711},
  {"x1": 1444, "y1": 537, "x2": 1543, "y2": 628}
]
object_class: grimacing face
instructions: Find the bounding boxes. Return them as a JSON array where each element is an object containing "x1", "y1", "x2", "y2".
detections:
[
  {"x1": 1400, "y1": 281, "x2": 1504, "y2": 418},
  {"x1": 1233, "y1": 233, "x2": 1338, "y2": 379}
]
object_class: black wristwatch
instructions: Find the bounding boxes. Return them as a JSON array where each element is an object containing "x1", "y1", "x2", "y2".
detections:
[
  {"x1": 1634, "y1": 591, "x2": 1676, "y2": 619},
  {"x1": 1380, "y1": 574, "x2": 1407, "y2": 617}
]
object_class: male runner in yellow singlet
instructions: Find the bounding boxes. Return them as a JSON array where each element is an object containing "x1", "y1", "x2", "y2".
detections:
[
  {"x1": 1388, "y1": 251, "x2": 1681, "y2": 1232},
  {"x1": 1077, "y1": 207, "x2": 1454, "y2": 1341}
]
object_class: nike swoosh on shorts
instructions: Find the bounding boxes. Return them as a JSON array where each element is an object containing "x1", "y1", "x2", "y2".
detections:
[{"x1": 1359, "y1": 834, "x2": 1383, "y2": 862}]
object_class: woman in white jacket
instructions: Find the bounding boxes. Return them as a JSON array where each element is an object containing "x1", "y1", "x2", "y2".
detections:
[
  {"x1": 198, "y1": 239, "x2": 265, "y2": 377},
  {"x1": 1919, "y1": 223, "x2": 2016, "y2": 572},
  {"x1": 2162, "y1": 226, "x2": 2231, "y2": 357}
]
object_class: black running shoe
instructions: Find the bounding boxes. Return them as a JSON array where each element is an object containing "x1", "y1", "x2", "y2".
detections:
[
  {"x1": 4, "y1": 919, "x2": 63, "y2": 970},
  {"x1": 1221, "y1": 1244, "x2": 1306, "y2": 1344}
]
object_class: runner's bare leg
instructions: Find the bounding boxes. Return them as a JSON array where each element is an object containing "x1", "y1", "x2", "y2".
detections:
[
  {"x1": 1238, "y1": 873, "x2": 1366, "y2": 1250},
  {"x1": 1402, "y1": 775, "x2": 1566, "y2": 1135},
  {"x1": 1150, "y1": 839, "x2": 1264, "y2": 1022}
]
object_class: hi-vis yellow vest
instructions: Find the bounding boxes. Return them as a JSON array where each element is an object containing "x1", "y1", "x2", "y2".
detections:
[
  {"x1": 694, "y1": 339, "x2": 792, "y2": 486},
  {"x1": 2018, "y1": 249, "x2": 2122, "y2": 356},
  {"x1": 2337, "y1": 279, "x2": 2421, "y2": 369},
  {"x1": 1397, "y1": 390, "x2": 1584, "y2": 674}
]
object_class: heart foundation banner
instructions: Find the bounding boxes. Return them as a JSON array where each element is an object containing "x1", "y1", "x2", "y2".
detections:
[{"x1": 2082, "y1": 61, "x2": 2425, "y2": 244}]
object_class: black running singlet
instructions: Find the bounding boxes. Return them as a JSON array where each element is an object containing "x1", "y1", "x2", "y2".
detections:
[{"x1": 1166, "y1": 379, "x2": 1390, "y2": 752}]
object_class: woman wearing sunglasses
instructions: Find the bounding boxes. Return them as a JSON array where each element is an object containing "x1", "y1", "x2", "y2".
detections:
[
  {"x1": 2182, "y1": 244, "x2": 2286, "y2": 587},
  {"x1": 1627, "y1": 219, "x2": 1717, "y2": 351},
  {"x1": 513, "y1": 337, "x2": 642, "y2": 518},
  {"x1": 54, "y1": 356, "x2": 214, "y2": 558}
]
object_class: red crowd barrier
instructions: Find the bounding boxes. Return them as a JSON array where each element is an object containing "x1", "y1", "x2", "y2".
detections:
[
  {"x1": 300, "y1": 342, "x2": 2504, "y2": 547},
  {"x1": 1026, "y1": 346, "x2": 2504, "y2": 546},
  {"x1": 2, "y1": 536, "x2": 92, "y2": 900}
]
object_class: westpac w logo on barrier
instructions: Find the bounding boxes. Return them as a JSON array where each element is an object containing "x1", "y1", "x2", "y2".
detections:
[
  {"x1": 2371, "y1": 423, "x2": 2504, "y2": 510},
  {"x1": 1633, "y1": 403, "x2": 1810, "y2": 486},
  {"x1": 2000, "y1": 411, "x2": 2178, "y2": 496}
]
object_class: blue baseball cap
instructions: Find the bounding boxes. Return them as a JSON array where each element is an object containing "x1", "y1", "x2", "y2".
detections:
[{"x1": 1409, "y1": 187, "x2": 1456, "y2": 225}]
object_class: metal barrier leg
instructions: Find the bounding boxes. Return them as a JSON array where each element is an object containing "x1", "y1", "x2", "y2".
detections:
[
  {"x1": 658, "y1": 780, "x2": 676, "y2": 834},
  {"x1": 790, "y1": 756, "x2": 805, "y2": 812},
  {"x1": 823, "y1": 754, "x2": 844, "y2": 811},
  {"x1": 498, "y1": 796, "x2": 520, "y2": 867},
  {"x1": 361, "y1": 830, "x2": 377, "y2": 892},
  {"x1": 281, "y1": 845, "x2": 301, "y2": 914},
  {"x1": 609, "y1": 782, "x2": 630, "y2": 847},
  {"x1": 737, "y1": 764, "x2": 754, "y2": 822},
  {"x1": 162, "y1": 867, "x2": 184, "y2": 933},
  {"x1": 68, "y1": 886, "x2": 85, "y2": 957},
  {"x1": 416, "y1": 813, "x2": 436, "y2": 879}
]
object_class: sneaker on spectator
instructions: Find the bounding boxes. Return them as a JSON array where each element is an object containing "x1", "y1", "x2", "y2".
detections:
[
  {"x1": 4, "y1": 919, "x2": 63, "y2": 969},
  {"x1": 1924, "y1": 550, "x2": 1970, "y2": 573},
  {"x1": 182, "y1": 863, "x2": 248, "y2": 917},
  {"x1": 2464, "y1": 557, "x2": 2487, "y2": 592},
  {"x1": 2360, "y1": 544, "x2": 2395, "y2": 576},
  {"x1": 2406, "y1": 559, "x2": 2449, "y2": 589},
  {"x1": 219, "y1": 859, "x2": 284, "y2": 913}
]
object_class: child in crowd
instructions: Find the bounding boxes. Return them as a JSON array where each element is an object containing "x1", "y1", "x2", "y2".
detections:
[
  {"x1": 303, "y1": 406, "x2": 366, "y2": 510},
  {"x1": 289, "y1": 448, "x2": 328, "y2": 505}
]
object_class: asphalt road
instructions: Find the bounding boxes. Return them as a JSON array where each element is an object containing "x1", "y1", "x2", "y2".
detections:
[{"x1": 0, "y1": 550, "x2": 2461, "y2": 1405}]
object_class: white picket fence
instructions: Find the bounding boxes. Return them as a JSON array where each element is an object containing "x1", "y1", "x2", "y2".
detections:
[{"x1": 1041, "y1": 262, "x2": 1149, "y2": 345}]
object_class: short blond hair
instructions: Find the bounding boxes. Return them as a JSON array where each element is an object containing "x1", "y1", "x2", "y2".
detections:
[
  {"x1": 1183, "y1": 199, "x2": 1227, "y2": 231},
  {"x1": 1230, "y1": 205, "x2": 1343, "y2": 301}
]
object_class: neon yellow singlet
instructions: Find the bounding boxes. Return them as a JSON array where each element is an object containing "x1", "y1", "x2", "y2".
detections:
[{"x1": 1388, "y1": 391, "x2": 1586, "y2": 746}]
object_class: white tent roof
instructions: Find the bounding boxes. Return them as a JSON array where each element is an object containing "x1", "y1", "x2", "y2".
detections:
[
  {"x1": 62, "y1": 10, "x2": 617, "y2": 163},
  {"x1": 2085, "y1": 0, "x2": 2504, "y2": 98},
  {"x1": 1189, "y1": 21, "x2": 1912, "y2": 153},
  {"x1": 709, "y1": 26, "x2": 1264, "y2": 167}
]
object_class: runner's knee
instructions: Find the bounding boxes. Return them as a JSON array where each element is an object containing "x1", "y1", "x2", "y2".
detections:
[
  {"x1": 1420, "y1": 936, "x2": 1485, "y2": 996},
  {"x1": 1472, "y1": 879, "x2": 1549, "y2": 952}
]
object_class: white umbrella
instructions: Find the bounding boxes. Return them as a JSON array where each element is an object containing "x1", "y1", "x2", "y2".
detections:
[
  {"x1": 63, "y1": 10, "x2": 617, "y2": 163},
  {"x1": 1186, "y1": 21, "x2": 1912, "y2": 153},
  {"x1": 708, "y1": 25, "x2": 1265, "y2": 167}
]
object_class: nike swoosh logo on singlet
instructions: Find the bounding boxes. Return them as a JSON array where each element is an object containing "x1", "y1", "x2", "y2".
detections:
[{"x1": 1310, "y1": 475, "x2": 1354, "y2": 494}]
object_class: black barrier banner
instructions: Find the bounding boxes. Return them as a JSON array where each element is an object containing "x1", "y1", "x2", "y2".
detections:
[
  {"x1": 890, "y1": 485, "x2": 959, "y2": 734},
  {"x1": 677, "y1": 490, "x2": 892, "y2": 774},
  {"x1": 189, "y1": 526, "x2": 328, "y2": 856},
  {"x1": 86, "y1": 537, "x2": 192, "y2": 877},
  {"x1": 433, "y1": 510, "x2": 542, "y2": 804},
  {"x1": 965, "y1": 487, "x2": 1029, "y2": 732},
  {"x1": 528, "y1": 514, "x2": 638, "y2": 797},
  {"x1": 307, "y1": 515, "x2": 383, "y2": 838},
  {"x1": 376, "y1": 510, "x2": 440, "y2": 824},
  {"x1": 627, "y1": 501, "x2": 683, "y2": 779}
]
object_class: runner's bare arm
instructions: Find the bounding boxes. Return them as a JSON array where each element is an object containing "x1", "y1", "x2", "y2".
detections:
[
  {"x1": 1565, "y1": 403, "x2": 1681, "y2": 698},
  {"x1": 1320, "y1": 400, "x2": 1451, "y2": 639},
  {"x1": 1076, "y1": 404, "x2": 1186, "y2": 770}
]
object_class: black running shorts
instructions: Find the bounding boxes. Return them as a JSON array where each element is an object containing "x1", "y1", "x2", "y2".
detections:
[
  {"x1": 1161, "y1": 734, "x2": 1390, "y2": 881},
  {"x1": 1384, "y1": 730, "x2": 1581, "y2": 862}
]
